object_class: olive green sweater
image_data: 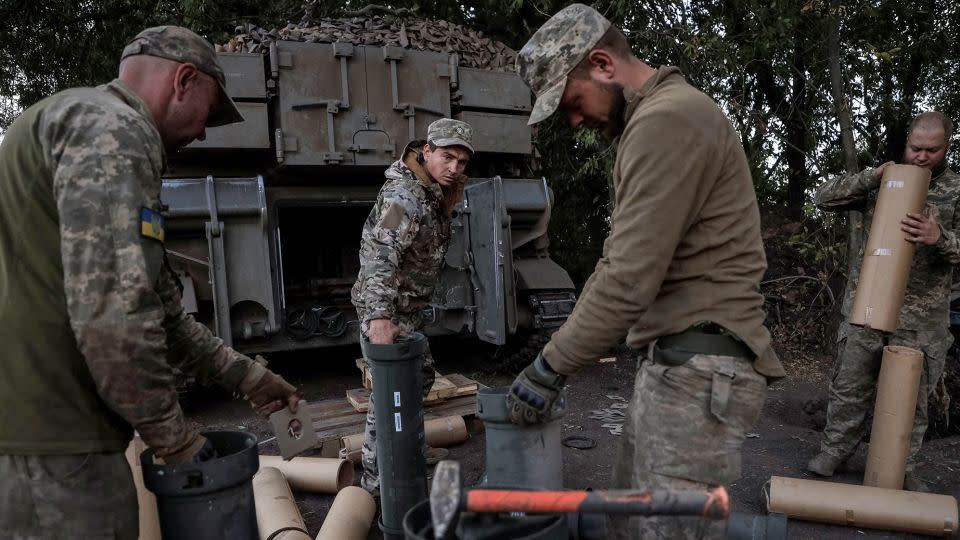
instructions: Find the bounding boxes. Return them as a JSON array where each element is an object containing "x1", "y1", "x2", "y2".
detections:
[{"x1": 544, "y1": 67, "x2": 785, "y2": 379}]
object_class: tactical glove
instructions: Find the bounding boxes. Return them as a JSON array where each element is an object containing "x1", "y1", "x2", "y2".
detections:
[
  {"x1": 158, "y1": 432, "x2": 218, "y2": 466},
  {"x1": 506, "y1": 352, "x2": 567, "y2": 425},
  {"x1": 238, "y1": 356, "x2": 299, "y2": 416}
]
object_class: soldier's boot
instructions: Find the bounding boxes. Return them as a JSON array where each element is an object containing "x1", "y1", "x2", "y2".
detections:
[
  {"x1": 806, "y1": 452, "x2": 846, "y2": 477},
  {"x1": 903, "y1": 472, "x2": 930, "y2": 493},
  {"x1": 425, "y1": 446, "x2": 449, "y2": 466}
]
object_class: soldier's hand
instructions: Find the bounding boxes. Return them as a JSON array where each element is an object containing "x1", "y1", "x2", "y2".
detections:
[
  {"x1": 442, "y1": 173, "x2": 467, "y2": 214},
  {"x1": 902, "y1": 204, "x2": 941, "y2": 245},
  {"x1": 158, "y1": 432, "x2": 218, "y2": 466},
  {"x1": 368, "y1": 318, "x2": 402, "y2": 344},
  {"x1": 238, "y1": 356, "x2": 301, "y2": 416},
  {"x1": 506, "y1": 352, "x2": 567, "y2": 425},
  {"x1": 873, "y1": 160, "x2": 895, "y2": 181}
]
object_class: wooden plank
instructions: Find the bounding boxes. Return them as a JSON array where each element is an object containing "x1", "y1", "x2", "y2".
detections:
[
  {"x1": 357, "y1": 359, "x2": 467, "y2": 399},
  {"x1": 346, "y1": 388, "x2": 371, "y2": 412},
  {"x1": 355, "y1": 358, "x2": 373, "y2": 390},
  {"x1": 345, "y1": 375, "x2": 459, "y2": 412},
  {"x1": 445, "y1": 373, "x2": 479, "y2": 396},
  {"x1": 310, "y1": 393, "x2": 478, "y2": 443},
  {"x1": 424, "y1": 394, "x2": 478, "y2": 419},
  {"x1": 426, "y1": 375, "x2": 458, "y2": 400}
]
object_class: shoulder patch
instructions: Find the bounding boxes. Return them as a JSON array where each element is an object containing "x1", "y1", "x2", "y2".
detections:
[
  {"x1": 378, "y1": 203, "x2": 406, "y2": 231},
  {"x1": 140, "y1": 207, "x2": 165, "y2": 242}
]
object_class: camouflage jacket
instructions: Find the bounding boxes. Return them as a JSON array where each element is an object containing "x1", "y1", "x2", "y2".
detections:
[
  {"x1": 0, "y1": 79, "x2": 256, "y2": 454},
  {"x1": 816, "y1": 166, "x2": 960, "y2": 338},
  {"x1": 352, "y1": 144, "x2": 453, "y2": 324}
]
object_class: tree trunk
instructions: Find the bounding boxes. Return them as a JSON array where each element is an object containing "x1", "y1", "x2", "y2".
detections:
[
  {"x1": 827, "y1": 0, "x2": 862, "y2": 269},
  {"x1": 784, "y1": 26, "x2": 811, "y2": 221}
]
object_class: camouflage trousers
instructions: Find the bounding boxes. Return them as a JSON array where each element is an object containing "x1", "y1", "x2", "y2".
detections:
[
  {"x1": 820, "y1": 324, "x2": 951, "y2": 470},
  {"x1": 0, "y1": 452, "x2": 138, "y2": 540},
  {"x1": 358, "y1": 314, "x2": 436, "y2": 495},
  {"x1": 610, "y1": 349, "x2": 767, "y2": 539}
]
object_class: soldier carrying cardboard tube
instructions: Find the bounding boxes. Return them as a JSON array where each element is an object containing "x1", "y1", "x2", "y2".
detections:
[
  {"x1": 351, "y1": 117, "x2": 473, "y2": 497},
  {"x1": 808, "y1": 111, "x2": 960, "y2": 492},
  {"x1": 505, "y1": 4, "x2": 785, "y2": 539},
  {"x1": 0, "y1": 26, "x2": 300, "y2": 538}
]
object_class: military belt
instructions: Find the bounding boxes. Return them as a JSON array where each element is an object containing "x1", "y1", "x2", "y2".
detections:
[{"x1": 654, "y1": 323, "x2": 755, "y2": 367}]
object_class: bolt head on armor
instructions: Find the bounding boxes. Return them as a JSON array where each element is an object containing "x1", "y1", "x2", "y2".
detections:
[
  {"x1": 516, "y1": 3, "x2": 611, "y2": 125},
  {"x1": 121, "y1": 25, "x2": 244, "y2": 127},
  {"x1": 427, "y1": 118, "x2": 474, "y2": 153}
]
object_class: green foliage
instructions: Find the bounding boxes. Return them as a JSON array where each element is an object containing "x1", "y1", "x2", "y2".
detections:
[
  {"x1": 4, "y1": 0, "x2": 960, "y2": 284},
  {"x1": 534, "y1": 113, "x2": 616, "y2": 286}
]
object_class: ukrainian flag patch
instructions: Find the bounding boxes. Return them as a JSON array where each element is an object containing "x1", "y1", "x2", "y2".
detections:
[{"x1": 140, "y1": 207, "x2": 165, "y2": 242}]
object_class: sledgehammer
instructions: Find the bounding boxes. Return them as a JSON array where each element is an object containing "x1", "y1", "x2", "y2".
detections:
[{"x1": 430, "y1": 461, "x2": 730, "y2": 539}]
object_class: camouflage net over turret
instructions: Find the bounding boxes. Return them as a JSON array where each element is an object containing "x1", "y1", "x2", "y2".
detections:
[{"x1": 218, "y1": 13, "x2": 518, "y2": 73}]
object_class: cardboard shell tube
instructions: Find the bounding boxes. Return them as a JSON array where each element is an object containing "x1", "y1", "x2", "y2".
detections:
[
  {"x1": 252, "y1": 467, "x2": 312, "y2": 540},
  {"x1": 258, "y1": 455, "x2": 353, "y2": 494},
  {"x1": 850, "y1": 164, "x2": 931, "y2": 332},
  {"x1": 864, "y1": 345, "x2": 923, "y2": 489},
  {"x1": 314, "y1": 486, "x2": 376, "y2": 540},
  {"x1": 766, "y1": 476, "x2": 958, "y2": 536},
  {"x1": 424, "y1": 415, "x2": 469, "y2": 447},
  {"x1": 340, "y1": 415, "x2": 468, "y2": 464},
  {"x1": 124, "y1": 434, "x2": 161, "y2": 540}
]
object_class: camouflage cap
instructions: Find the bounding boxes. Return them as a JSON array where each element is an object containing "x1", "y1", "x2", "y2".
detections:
[
  {"x1": 121, "y1": 26, "x2": 244, "y2": 128},
  {"x1": 517, "y1": 4, "x2": 611, "y2": 125},
  {"x1": 427, "y1": 118, "x2": 474, "y2": 153}
]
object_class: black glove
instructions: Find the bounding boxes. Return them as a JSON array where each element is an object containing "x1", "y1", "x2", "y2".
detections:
[{"x1": 506, "y1": 352, "x2": 567, "y2": 425}]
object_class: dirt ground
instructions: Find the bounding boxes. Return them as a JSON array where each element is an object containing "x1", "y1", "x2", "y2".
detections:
[{"x1": 184, "y1": 337, "x2": 960, "y2": 539}]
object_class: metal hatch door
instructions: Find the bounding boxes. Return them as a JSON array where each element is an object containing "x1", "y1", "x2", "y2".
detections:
[
  {"x1": 274, "y1": 41, "x2": 367, "y2": 166},
  {"x1": 464, "y1": 177, "x2": 516, "y2": 345},
  {"x1": 161, "y1": 176, "x2": 277, "y2": 345},
  {"x1": 363, "y1": 46, "x2": 451, "y2": 165}
]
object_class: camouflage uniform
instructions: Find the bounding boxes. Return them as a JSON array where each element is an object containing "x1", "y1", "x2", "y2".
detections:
[
  {"x1": 351, "y1": 119, "x2": 472, "y2": 495},
  {"x1": 815, "y1": 166, "x2": 960, "y2": 469},
  {"x1": 0, "y1": 28, "x2": 253, "y2": 539},
  {"x1": 518, "y1": 6, "x2": 782, "y2": 538}
]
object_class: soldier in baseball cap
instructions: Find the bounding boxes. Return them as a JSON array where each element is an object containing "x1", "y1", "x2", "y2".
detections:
[
  {"x1": 509, "y1": 5, "x2": 783, "y2": 540},
  {"x1": 352, "y1": 117, "x2": 473, "y2": 496},
  {"x1": 0, "y1": 23, "x2": 299, "y2": 539},
  {"x1": 122, "y1": 25, "x2": 244, "y2": 128},
  {"x1": 516, "y1": 4, "x2": 640, "y2": 138},
  {"x1": 427, "y1": 118, "x2": 474, "y2": 152},
  {"x1": 517, "y1": 3, "x2": 611, "y2": 126}
]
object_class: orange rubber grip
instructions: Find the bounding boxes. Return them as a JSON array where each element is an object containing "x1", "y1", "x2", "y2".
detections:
[{"x1": 466, "y1": 490, "x2": 589, "y2": 513}]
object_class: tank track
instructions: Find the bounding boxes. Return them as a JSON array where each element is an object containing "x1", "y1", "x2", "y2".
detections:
[{"x1": 481, "y1": 329, "x2": 555, "y2": 375}]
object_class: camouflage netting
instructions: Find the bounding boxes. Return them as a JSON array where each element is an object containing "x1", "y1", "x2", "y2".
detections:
[{"x1": 218, "y1": 14, "x2": 518, "y2": 72}]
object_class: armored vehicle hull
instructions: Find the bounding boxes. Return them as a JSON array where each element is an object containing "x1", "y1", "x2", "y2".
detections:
[{"x1": 163, "y1": 32, "x2": 575, "y2": 358}]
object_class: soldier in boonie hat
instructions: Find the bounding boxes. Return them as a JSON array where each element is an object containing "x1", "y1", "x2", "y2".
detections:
[
  {"x1": 427, "y1": 118, "x2": 474, "y2": 153},
  {"x1": 122, "y1": 25, "x2": 243, "y2": 127}
]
